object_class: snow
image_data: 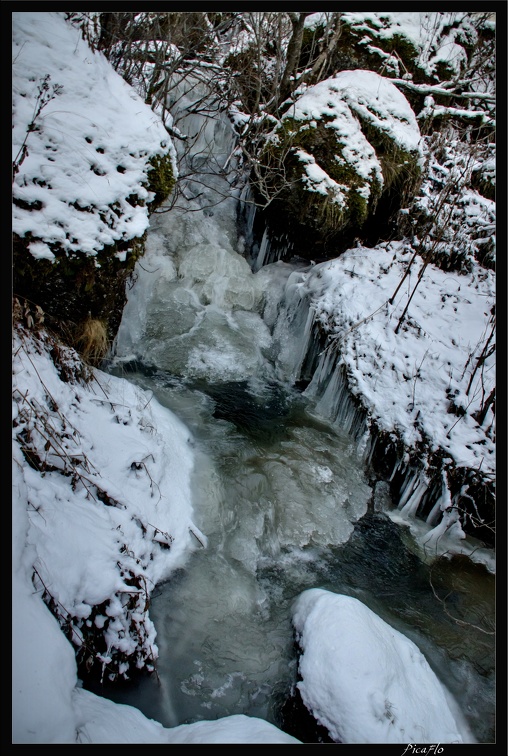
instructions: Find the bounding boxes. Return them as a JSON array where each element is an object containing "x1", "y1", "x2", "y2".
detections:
[
  {"x1": 12, "y1": 553, "x2": 78, "y2": 744},
  {"x1": 281, "y1": 69, "x2": 422, "y2": 206},
  {"x1": 304, "y1": 13, "x2": 334, "y2": 31},
  {"x1": 300, "y1": 242, "x2": 495, "y2": 475},
  {"x1": 329, "y1": 69, "x2": 422, "y2": 154},
  {"x1": 295, "y1": 148, "x2": 350, "y2": 204},
  {"x1": 292, "y1": 589, "x2": 475, "y2": 744},
  {"x1": 73, "y1": 691, "x2": 301, "y2": 744},
  {"x1": 12, "y1": 12, "x2": 175, "y2": 258},
  {"x1": 341, "y1": 12, "x2": 477, "y2": 79},
  {"x1": 12, "y1": 324, "x2": 198, "y2": 666}
]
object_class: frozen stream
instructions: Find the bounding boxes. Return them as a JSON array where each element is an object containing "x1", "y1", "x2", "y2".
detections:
[
  {"x1": 101, "y1": 364, "x2": 495, "y2": 742},
  {"x1": 96, "y1": 76, "x2": 494, "y2": 742}
]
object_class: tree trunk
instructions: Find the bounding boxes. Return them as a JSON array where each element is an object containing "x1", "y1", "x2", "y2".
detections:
[{"x1": 279, "y1": 12, "x2": 310, "y2": 105}]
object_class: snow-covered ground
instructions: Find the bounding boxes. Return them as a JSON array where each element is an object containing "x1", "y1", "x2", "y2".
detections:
[{"x1": 300, "y1": 241, "x2": 495, "y2": 474}]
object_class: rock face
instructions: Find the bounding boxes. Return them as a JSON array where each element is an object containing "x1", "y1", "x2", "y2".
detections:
[
  {"x1": 12, "y1": 12, "x2": 176, "y2": 358},
  {"x1": 258, "y1": 70, "x2": 422, "y2": 259}
]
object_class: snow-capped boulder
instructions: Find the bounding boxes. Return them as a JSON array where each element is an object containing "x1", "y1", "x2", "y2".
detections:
[
  {"x1": 292, "y1": 589, "x2": 472, "y2": 744},
  {"x1": 261, "y1": 70, "x2": 421, "y2": 256},
  {"x1": 12, "y1": 12, "x2": 176, "y2": 350}
]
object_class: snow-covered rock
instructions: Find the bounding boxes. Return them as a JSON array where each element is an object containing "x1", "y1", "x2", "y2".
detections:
[
  {"x1": 292, "y1": 589, "x2": 474, "y2": 744},
  {"x1": 12, "y1": 11, "x2": 175, "y2": 260}
]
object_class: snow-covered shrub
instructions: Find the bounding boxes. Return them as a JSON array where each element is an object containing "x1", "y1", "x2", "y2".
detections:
[
  {"x1": 399, "y1": 128, "x2": 495, "y2": 272},
  {"x1": 340, "y1": 12, "x2": 481, "y2": 83}
]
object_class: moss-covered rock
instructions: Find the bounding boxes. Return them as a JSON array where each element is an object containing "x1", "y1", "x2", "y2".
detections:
[
  {"x1": 13, "y1": 230, "x2": 147, "y2": 360},
  {"x1": 261, "y1": 119, "x2": 378, "y2": 246},
  {"x1": 147, "y1": 151, "x2": 176, "y2": 210},
  {"x1": 13, "y1": 139, "x2": 175, "y2": 357},
  {"x1": 255, "y1": 70, "x2": 421, "y2": 259}
]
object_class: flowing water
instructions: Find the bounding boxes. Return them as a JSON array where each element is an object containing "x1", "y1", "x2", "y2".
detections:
[{"x1": 98, "y1": 75, "x2": 495, "y2": 742}]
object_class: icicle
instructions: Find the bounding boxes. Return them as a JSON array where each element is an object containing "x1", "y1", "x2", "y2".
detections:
[
  {"x1": 423, "y1": 486, "x2": 465, "y2": 552},
  {"x1": 240, "y1": 183, "x2": 257, "y2": 249},
  {"x1": 356, "y1": 427, "x2": 370, "y2": 457},
  {"x1": 313, "y1": 360, "x2": 342, "y2": 422},
  {"x1": 398, "y1": 469, "x2": 419, "y2": 509},
  {"x1": 339, "y1": 394, "x2": 365, "y2": 440},
  {"x1": 254, "y1": 227, "x2": 270, "y2": 272},
  {"x1": 400, "y1": 476, "x2": 428, "y2": 518},
  {"x1": 304, "y1": 346, "x2": 334, "y2": 401},
  {"x1": 306, "y1": 354, "x2": 366, "y2": 439},
  {"x1": 273, "y1": 279, "x2": 317, "y2": 383},
  {"x1": 426, "y1": 499, "x2": 443, "y2": 526},
  {"x1": 272, "y1": 233, "x2": 292, "y2": 265},
  {"x1": 389, "y1": 457, "x2": 403, "y2": 482},
  {"x1": 349, "y1": 406, "x2": 367, "y2": 440},
  {"x1": 427, "y1": 471, "x2": 450, "y2": 524},
  {"x1": 364, "y1": 434, "x2": 377, "y2": 467},
  {"x1": 424, "y1": 470, "x2": 458, "y2": 535},
  {"x1": 291, "y1": 307, "x2": 316, "y2": 381},
  {"x1": 239, "y1": 183, "x2": 250, "y2": 203}
]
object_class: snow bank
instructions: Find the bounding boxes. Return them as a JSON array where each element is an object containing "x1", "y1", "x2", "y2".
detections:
[
  {"x1": 12, "y1": 326, "x2": 198, "y2": 682},
  {"x1": 302, "y1": 241, "x2": 495, "y2": 476},
  {"x1": 292, "y1": 589, "x2": 474, "y2": 744},
  {"x1": 73, "y1": 689, "x2": 301, "y2": 743}
]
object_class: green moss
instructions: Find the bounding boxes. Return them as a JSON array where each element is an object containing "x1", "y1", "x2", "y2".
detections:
[
  {"x1": 147, "y1": 151, "x2": 175, "y2": 210},
  {"x1": 360, "y1": 118, "x2": 421, "y2": 191},
  {"x1": 122, "y1": 233, "x2": 147, "y2": 270},
  {"x1": 260, "y1": 118, "x2": 380, "y2": 240},
  {"x1": 346, "y1": 187, "x2": 369, "y2": 226},
  {"x1": 13, "y1": 228, "x2": 148, "y2": 352}
]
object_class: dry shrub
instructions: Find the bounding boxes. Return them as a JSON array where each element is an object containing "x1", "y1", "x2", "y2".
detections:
[
  {"x1": 75, "y1": 318, "x2": 109, "y2": 366},
  {"x1": 13, "y1": 297, "x2": 45, "y2": 329}
]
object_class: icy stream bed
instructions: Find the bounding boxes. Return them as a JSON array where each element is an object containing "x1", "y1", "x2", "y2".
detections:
[
  {"x1": 97, "y1": 74, "x2": 495, "y2": 742},
  {"x1": 95, "y1": 364, "x2": 495, "y2": 742},
  {"x1": 104, "y1": 233, "x2": 494, "y2": 741}
]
